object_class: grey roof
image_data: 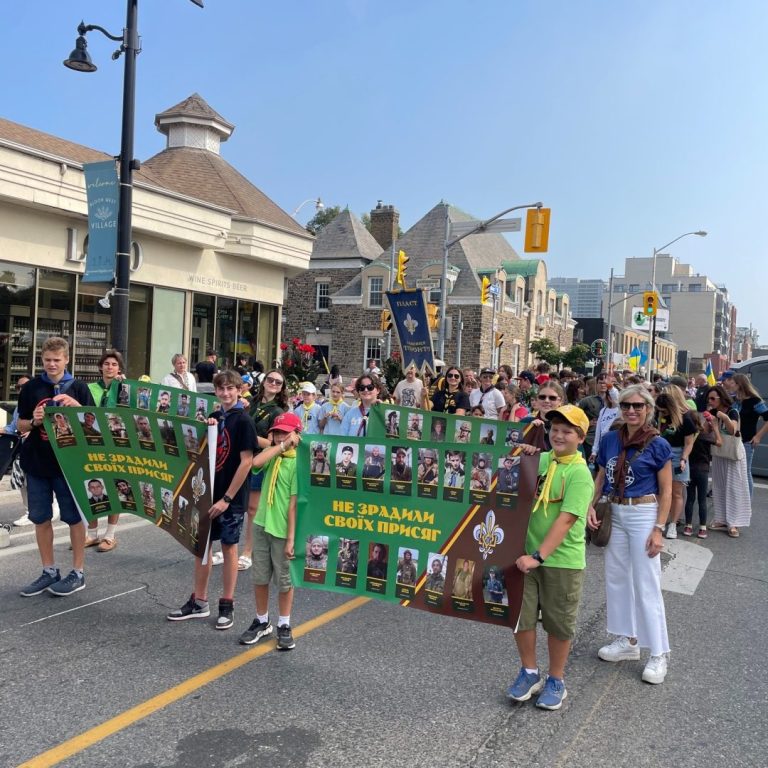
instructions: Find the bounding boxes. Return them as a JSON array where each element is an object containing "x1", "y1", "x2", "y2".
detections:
[
  {"x1": 154, "y1": 93, "x2": 234, "y2": 135},
  {"x1": 337, "y1": 202, "x2": 521, "y2": 299},
  {"x1": 311, "y1": 209, "x2": 383, "y2": 262}
]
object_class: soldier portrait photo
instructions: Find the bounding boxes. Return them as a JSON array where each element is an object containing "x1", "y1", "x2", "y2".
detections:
[
  {"x1": 424, "y1": 554, "x2": 446, "y2": 593},
  {"x1": 396, "y1": 547, "x2": 418, "y2": 586},
  {"x1": 336, "y1": 538, "x2": 359, "y2": 574},
  {"x1": 305, "y1": 535, "x2": 328, "y2": 570}
]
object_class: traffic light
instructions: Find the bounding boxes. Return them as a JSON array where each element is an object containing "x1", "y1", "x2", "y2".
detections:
[
  {"x1": 494, "y1": 331, "x2": 505, "y2": 349},
  {"x1": 427, "y1": 303, "x2": 439, "y2": 330},
  {"x1": 642, "y1": 291, "x2": 658, "y2": 317},
  {"x1": 395, "y1": 249, "x2": 409, "y2": 287},
  {"x1": 481, "y1": 276, "x2": 491, "y2": 304},
  {"x1": 524, "y1": 207, "x2": 551, "y2": 253},
  {"x1": 380, "y1": 309, "x2": 392, "y2": 331}
]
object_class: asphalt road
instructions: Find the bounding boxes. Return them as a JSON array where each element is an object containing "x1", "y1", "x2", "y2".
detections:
[{"x1": 1, "y1": 482, "x2": 766, "y2": 768}]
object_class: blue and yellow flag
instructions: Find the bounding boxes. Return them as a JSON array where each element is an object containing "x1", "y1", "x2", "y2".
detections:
[{"x1": 705, "y1": 360, "x2": 716, "y2": 387}]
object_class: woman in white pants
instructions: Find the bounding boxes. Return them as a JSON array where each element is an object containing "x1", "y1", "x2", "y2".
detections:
[{"x1": 588, "y1": 385, "x2": 673, "y2": 684}]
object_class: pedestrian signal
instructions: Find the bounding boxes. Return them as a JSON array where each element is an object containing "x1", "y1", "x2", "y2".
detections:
[
  {"x1": 481, "y1": 276, "x2": 491, "y2": 304},
  {"x1": 380, "y1": 310, "x2": 393, "y2": 332},
  {"x1": 396, "y1": 250, "x2": 409, "y2": 287},
  {"x1": 524, "y1": 207, "x2": 551, "y2": 253},
  {"x1": 643, "y1": 291, "x2": 658, "y2": 317}
]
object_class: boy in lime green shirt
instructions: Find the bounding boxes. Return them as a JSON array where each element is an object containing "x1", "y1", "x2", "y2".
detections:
[
  {"x1": 507, "y1": 404, "x2": 594, "y2": 710},
  {"x1": 239, "y1": 411, "x2": 302, "y2": 651}
]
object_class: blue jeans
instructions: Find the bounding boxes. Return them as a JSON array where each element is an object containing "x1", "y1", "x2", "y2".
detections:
[
  {"x1": 684, "y1": 464, "x2": 709, "y2": 527},
  {"x1": 743, "y1": 442, "x2": 754, "y2": 497},
  {"x1": 26, "y1": 473, "x2": 81, "y2": 525}
]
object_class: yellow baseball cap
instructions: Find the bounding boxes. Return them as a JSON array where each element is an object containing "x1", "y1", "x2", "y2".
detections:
[{"x1": 545, "y1": 404, "x2": 590, "y2": 435}]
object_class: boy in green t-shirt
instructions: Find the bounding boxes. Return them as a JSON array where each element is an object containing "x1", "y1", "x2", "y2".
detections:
[
  {"x1": 507, "y1": 404, "x2": 594, "y2": 710},
  {"x1": 238, "y1": 412, "x2": 302, "y2": 650}
]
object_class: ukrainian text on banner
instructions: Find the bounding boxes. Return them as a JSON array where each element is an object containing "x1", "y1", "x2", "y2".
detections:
[
  {"x1": 292, "y1": 434, "x2": 539, "y2": 628},
  {"x1": 82, "y1": 160, "x2": 119, "y2": 283},
  {"x1": 368, "y1": 402, "x2": 526, "y2": 448},
  {"x1": 44, "y1": 406, "x2": 213, "y2": 557},
  {"x1": 385, "y1": 289, "x2": 435, "y2": 373},
  {"x1": 116, "y1": 379, "x2": 217, "y2": 420}
]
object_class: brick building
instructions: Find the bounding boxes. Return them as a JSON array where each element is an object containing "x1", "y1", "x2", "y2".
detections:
[{"x1": 284, "y1": 201, "x2": 575, "y2": 378}]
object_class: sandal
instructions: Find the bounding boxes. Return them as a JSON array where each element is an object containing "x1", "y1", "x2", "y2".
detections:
[
  {"x1": 682, "y1": 525, "x2": 693, "y2": 537},
  {"x1": 237, "y1": 555, "x2": 252, "y2": 571},
  {"x1": 728, "y1": 527, "x2": 740, "y2": 538},
  {"x1": 709, "y1": 522, "x2": 728, "y2": 531},
  {"x1": 697, "y1": 527, "x2": 708, "y2": 539}
]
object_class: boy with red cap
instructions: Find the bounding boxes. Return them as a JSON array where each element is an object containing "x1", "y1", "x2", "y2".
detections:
[
  {"x1": 239, "y1": 411, "x2": 302, "y2": 650},
  {"x1": 167, "y1": 370, "x2": 258, "y2": 629}
]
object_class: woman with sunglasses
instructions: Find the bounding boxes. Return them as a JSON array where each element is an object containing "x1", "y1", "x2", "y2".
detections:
[
  {"x1": 654, "y1": 386, "x2": 698, "y2": 539},
  {"x1": 588, "y1": 385, "x2": 672, "y2": 684},
  {"x1": 340, "y1": 374, "x2": 381, "y2": 436},
  {"x1": 522, "y1": 381, "x2": 564, "y2": 450},
  {"x1": 727, "y1": 373, "x2": 768, "y2": 496},
  {"x1": 236, "y1": 369, "x2": 288, "y2": 570},
  {"x1": 431, "y1": 367, "x2": 470, "y2": 415},
  {"x1": 707, "y1": 385, "x2": 751, "y2": 538}
]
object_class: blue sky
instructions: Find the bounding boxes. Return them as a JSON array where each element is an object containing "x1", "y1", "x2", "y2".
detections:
[{"x1": 4, "y1": 1, "x2": 766, "y2": 340}]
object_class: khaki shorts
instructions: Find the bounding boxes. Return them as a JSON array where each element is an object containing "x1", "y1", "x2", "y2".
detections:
[
  {"x1": 252, "y1": 524, "x2": 293, "y2": 593},
  {"x1": 517, "y1": 566, "x2": 585, "y2": 640}
]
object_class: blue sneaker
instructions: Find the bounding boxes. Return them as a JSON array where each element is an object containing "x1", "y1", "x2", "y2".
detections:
[
  {"x1": 506, "y1": 667, "x2": 544, "y2": 701},
  {"x1": 20, "y1": 569, "x2": 60, "y2": 597},
  {"x1": 535, "y1": 675, "x2": 568, "y2": 710},
  {"x1": 47, "y1": 569, "x2": 85, "y2": 596}
]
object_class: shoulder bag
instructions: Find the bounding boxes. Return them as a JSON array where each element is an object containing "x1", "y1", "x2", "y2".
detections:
[{"x1": 587, "y1": 496, "x2": 612, "y2": 547}]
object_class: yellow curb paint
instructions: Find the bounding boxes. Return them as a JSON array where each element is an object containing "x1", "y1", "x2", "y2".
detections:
[{"x1": 18, "y1": 596, "x2": 370, "y2": 768}]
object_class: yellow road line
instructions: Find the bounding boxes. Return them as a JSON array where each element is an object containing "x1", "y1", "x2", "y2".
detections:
[{"x1": 18, "y1": 596, "x2": 370, "y2": 768}]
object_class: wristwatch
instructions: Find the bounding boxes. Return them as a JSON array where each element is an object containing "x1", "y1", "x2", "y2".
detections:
[
  {"x1": 222, "y1": 494, "x2": 233, "y2": 504},
  {"x1": 531, "y1": 550, "x2": 545, "y2": 564}
]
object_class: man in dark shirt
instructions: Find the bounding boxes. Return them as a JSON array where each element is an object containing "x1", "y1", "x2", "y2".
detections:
[
  {"x1": 195, "y1": 349, "x2": 218, "y2": 384},
  {"x1": 18, "y1": 337, "x2": 94, "y2": 598}
]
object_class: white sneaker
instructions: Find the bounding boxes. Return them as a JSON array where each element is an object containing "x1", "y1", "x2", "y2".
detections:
[
  {"x1": 12, "y1": 513, "x2": 33, "y2": 527},
  {"x1": 598, "y1": 636, "x2": 640, "y2": 662},
  {"x1": 52, "y1": 503, "x2": 61, "y2": 522},
  {"x1": 642, "y1": 654, "x2": 668, "y2": 684},
  {"x1": 210, "y1": 551, "x2": 224, "y2": 566},
  {"x1": 664, "y1": 523, "x2": 677, "y2": 539}
]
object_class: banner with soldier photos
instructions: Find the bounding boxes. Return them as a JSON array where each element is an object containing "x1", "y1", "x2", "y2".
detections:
[
  {"x1": 368, "y1": 402, "x2": 528, "y2": 449},
  {"x1": 115, "y1": 379, "x2": 218, "y2": 422},
  {"x1": 292, "y1": 434, "x2": 540, "y2": 628},
  {"x1": 44, "y1": 406, "x2": 214, "y2": 557}
]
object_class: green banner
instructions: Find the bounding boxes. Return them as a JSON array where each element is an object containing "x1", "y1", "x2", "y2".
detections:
[
  {"x1": 291, "y1": 434, "x2": 539, "y2": 627},
  {"x1": 116, "y1": 379, "x2": 217, "y2": 421},
  {"x1": 44, "y1": 406, "x2": 214, "y2": 557}
]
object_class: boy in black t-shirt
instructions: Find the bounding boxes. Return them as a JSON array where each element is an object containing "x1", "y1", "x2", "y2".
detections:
[
  {"x1": 167, "y1": 370, "x2": 258, "y2": 630},
  {"x1": 18, "y1": 337, "x2": 94, "y2": 598}
]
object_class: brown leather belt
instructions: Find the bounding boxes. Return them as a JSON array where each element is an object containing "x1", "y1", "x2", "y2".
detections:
[{"x1": 610, "y1": 494, "x2": 657, "y2": 505}]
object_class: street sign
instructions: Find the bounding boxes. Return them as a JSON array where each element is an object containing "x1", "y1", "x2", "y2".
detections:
[
  {"x1": 631, "y1": 307, "x2": 669, "y2": 332},
  {"x1": 489, "y1": 283, "x2": 500, "y2": 296},
  {"x1": 590, "y1": 338, "x2": 608, "y2": 357},
  {"x1": 416, "y1": 279, "x2": 440, "y2": 289},
  {"x1": 449, "y1": 217, "x2": 521, "y2": 238}
]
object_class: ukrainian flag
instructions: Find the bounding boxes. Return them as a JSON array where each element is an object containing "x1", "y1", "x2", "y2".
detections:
[
  {"x1": 628, "y1": 346, "x2": 642, "y2": 371},
  {"x1": 705, "y1": 360, "x2": 716, "y2": 386}
]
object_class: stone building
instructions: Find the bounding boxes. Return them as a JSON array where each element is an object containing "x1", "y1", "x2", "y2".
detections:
[{"x1": 284, "y1": 201, "x2": 575, "y2": 377}]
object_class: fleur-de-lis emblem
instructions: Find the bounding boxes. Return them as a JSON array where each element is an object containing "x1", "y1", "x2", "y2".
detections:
[
  {"x1": 473, "y1": 509, "x2": 505, "y2": 560},
  {"x1": 191, "y1": 468, "x2": 206, "y2": 504},
  {"x1": 404, "y1": 313, "x2": 418, "y2": 335},
  {"x1": 95, "y1": 205, "x2": 113, "y2": 221}
]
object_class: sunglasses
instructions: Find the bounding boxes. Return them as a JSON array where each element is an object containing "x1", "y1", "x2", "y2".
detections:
[
  {"x1": 537, "y1": 394, "x2": 559, "y2": 401},
  {"x1": 265, "y1": 376, "x2": 283, "y2": 386},
  {"x1": 446, "y1": 373, "x2": 461, "y2": 380},
  {"x1": 620, "y1": 402, "x2": 646, "y2": 411},
  {"x1": 357, "y1": 383, "x2": 376, "y2": 392}
]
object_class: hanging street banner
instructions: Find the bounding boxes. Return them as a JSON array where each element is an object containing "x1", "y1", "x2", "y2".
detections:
[
  {"x1": 44, "y1": 406, "x2": 214, "y2": 557},
  {"x1": 291, "y1": 433, "x2": 539, "y2": 628},
  {"x1": 82, "y1": 160, "x2": 119, "y2": 283},
  {"x1": 116, "y1": 379, "x2": 217, "y2": 421},
  {"x1": 385, "y1": 289, "x2": 436, "y2": 374}
]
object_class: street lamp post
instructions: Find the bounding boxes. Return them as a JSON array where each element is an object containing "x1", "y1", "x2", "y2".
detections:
[
  {"x1": 64, "y1": 0, "x2": 203, "y2": 365},
  {"x1": 292, "y1": 198, "x2": 324, "y2": 219},
  {"x1": 646, "y1": 230, "x2": 707, "y2": 380},
  {"x1": 438, "y1": 201, "x2": 543, "y2": 361}
]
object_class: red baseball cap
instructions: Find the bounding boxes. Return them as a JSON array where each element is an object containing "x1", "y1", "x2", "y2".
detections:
[{"x1": 269, "y1": 412, "x2": 303, "y2": 434}]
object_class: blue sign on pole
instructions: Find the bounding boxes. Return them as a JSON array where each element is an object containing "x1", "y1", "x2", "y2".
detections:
[
  {"x1": 386, "y1": 290, "x2": 436, "y2": 374},
  {"x1": 82, "y1": 160, "x2": 119, "y2": 283}
]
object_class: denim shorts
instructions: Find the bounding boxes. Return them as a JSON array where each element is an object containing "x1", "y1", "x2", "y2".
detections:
[
  {"x1": 252, "y1": 524, "x2": 292, "y2": 592},
  {"x1": 249, "y1": 472, "x2": 264, "y2": 492},
  {"x1": 670, "y1": 446, "x2": 690, "y2": 484},
  {"x1": 209, "y1": 505, "x2": 245, "y2": 545},
  {"x1": 27, "y1": 473, "x2": 82, "y2": 526}
]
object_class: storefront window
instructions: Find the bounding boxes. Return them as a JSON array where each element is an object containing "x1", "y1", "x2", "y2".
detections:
[
  {"x1": 127, "y1": 284, "x2": 153, "y2": 379},
  {"x1": 237, "y1": 301, "x2": 259, "y2": 367},
  {"x1": 216, "y1": 297, "x2": 236, "y2": 370},
  {"x1": 75, "y1": 284, "x2": 112, "y2": 383},
  {"x1": 149, "y1": 288, "x2": 185, "y2": 382},
  {"x1": 257, "y1": 304, "x2": 278, "y2": 367},
  {"x1": 36, "y1": 270, "x2": 76, "y2": 359},
  {"x1": 191, "y1": 293, "x2": 215, "y2": 369},
  {"x1": 0, "y1": 263, "x2": 36, "y2": 400}
]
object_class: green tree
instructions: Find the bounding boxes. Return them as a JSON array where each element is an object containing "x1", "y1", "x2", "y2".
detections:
[
  {"x1": 560, "y1": 343, "x2": 590, "y2": 371},
  {"x1": 305, "y1": 205, "x2": 342, "y2": 235},
  {"x1": 528, "y1": 338, "x2": 562, "y2": 366}
]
